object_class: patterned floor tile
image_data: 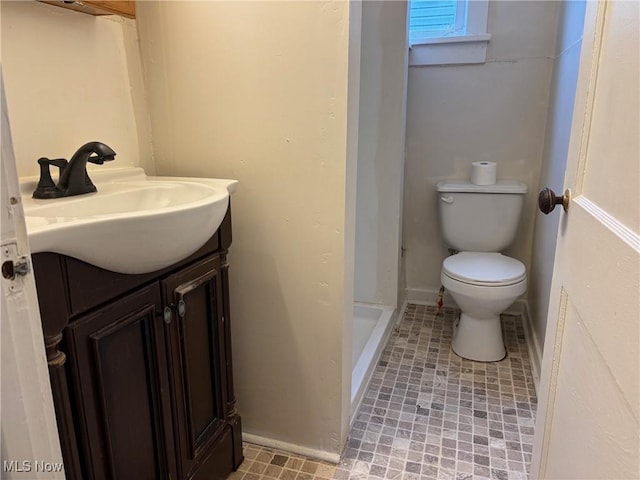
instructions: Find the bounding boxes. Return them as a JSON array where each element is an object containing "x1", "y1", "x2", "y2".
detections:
[{"x1": 228, "y1": 304, "x2": 537, "y2": 479}]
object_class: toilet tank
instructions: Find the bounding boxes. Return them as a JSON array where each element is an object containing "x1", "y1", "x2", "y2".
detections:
[{"x1": 437, "y1": 180, "x2": 528, "y2": 252}]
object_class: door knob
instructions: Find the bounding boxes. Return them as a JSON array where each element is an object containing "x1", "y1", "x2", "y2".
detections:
[{"x1": 538, "y1": 187, "x2": 570, "y2": 214}]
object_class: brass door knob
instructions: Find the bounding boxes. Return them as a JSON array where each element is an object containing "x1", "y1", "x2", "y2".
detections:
[{"x1": 538, "y1": 187, "x2": 570, "y2": 214}]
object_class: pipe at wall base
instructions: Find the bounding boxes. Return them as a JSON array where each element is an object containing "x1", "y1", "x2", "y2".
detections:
[{"x1": 435, "y1": 285, "x2": 445, "y2": 316}]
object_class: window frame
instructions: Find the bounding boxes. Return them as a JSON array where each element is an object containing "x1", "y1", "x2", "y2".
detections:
[{"x1": 408, "y1": 0, "x2": 491, "y2": 67}]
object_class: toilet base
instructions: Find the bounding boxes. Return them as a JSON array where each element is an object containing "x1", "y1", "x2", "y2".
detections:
[{"x1": 451, "y1": 313, "x2": 506, "y2": 362}]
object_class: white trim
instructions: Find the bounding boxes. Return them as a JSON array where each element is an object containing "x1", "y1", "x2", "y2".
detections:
[
  {"x1": 342, "y1": 0, "x2": 362, "y2": 450},
  {"x1": 411, "y1": 32, "x2": 491, "y2": 46},
  {"x1": 454, "y1": 0, "x2": 467, "y2": 33},
  {"x1": 409, "y1": 37, "x2": 489, "y2": 66},
  {"x1": 575, "y1": 195, "x2": 640, "y2": 253},
  {"x1": 406, "y1": 287, "x2": 433, "y2": 304},
  {"x1": 516, "y1": 300, "x2": 542, "y2": 393},
  {"x1": 241, "y1": 433, "x2": 341, "y2": 465},
  {"x1": 502, "y1": 298, "x2": 526, "y2": 317},
  {"x1": 406, "y1": 287, "x2": 454, "y2": 305},
  {"x1": 465, "y1": 0, "x2": 490, "y2": 36},
  {"x1": 398, "y1": 296, "x2": 409, "y2": 327},
  {"x1": 532, "y1": 289, "x2": 569, "y2": 479}
]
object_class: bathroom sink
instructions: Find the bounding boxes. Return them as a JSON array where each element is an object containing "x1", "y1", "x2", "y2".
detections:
[{"x1": 21, "y1": 168, "x2": 238, "y2": 274}]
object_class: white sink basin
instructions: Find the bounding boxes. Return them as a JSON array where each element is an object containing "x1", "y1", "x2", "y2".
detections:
[{"x1": 21, "y1": 168, "x2": 238, "y2": 274}]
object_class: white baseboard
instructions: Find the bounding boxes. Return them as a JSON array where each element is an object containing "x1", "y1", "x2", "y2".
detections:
[
  {"x1": 502, "y1": 297, "x2": 525, "y2": 317},
  {"x1": 397, "y1": 295, "x2": 409, "y2": 326},
  {"x1": 406, "y1": 288, "x2": 541, "y2": 394},
  {"x1": 516, "y1": 300, "x2": 542, "y2": 394},
  {"x1": 242, "y1": 433, "x2": 341, "y2": 464},
  {"x1": 406, "y1": 287, "x2": 454, "y2": 306}
]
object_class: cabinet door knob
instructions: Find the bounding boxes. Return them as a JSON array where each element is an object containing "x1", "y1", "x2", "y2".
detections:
[
  {"x1": 162, "y1": 306, "x2": 172, "y2": 324},
  {"x1": 538, "y1": 187, "x2": 570, "y2": 214},
  {"x1": 161, "y1": 301, "x2": 186, "y2": 322},
  {"x1": 177, "y1": 300, "x2": 186, "y2": 319}
]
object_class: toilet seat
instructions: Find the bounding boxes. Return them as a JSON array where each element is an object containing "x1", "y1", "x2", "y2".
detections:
[{"x1": 443, "y1": 252, "x2": 526, "y2": 287}]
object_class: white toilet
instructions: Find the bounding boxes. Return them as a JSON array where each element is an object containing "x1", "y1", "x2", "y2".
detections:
[{"x1": 437, "y1": 179, "x2": 528, "y2": 361}]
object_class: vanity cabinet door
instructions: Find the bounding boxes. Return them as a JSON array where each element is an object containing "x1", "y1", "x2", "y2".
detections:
[
  {"x1": 162, "y1": 255, "x2": 232, "y2": 480},
  {"x1": 65, "y1": 284, "x2": 177, "y2": 480}
]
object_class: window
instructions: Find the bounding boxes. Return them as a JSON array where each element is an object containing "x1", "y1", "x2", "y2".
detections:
[
  {"x1": 409, "y1": 0, "x2": 464, "y2": 44},
  {"x1": 408, "y1": 0, "x2": 491, "y2": 66}
]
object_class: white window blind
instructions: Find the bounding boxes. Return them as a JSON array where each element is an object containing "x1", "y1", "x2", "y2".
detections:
[{"x1": 409, "y1": 0, "x2": 458, "y2": 35}]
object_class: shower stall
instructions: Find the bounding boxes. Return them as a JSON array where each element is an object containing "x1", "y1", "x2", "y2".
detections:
[{"x1": 349, "y1": 1, "x2": 408, "y2": 418}]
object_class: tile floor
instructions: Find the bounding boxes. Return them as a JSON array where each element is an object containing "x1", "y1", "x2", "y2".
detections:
[{"x1": 229, "y1": 304, "x2": 538, "y2": 480}]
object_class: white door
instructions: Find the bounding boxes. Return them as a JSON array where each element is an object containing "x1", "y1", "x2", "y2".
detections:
[
  {"x1": 531, "y1": 1, "x2": 639, "y2": 479},
  {"x1": 1, "y1": 72, "x2": 64, "y2": 478}
]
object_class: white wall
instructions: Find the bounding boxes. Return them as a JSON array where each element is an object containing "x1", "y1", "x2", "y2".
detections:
[
  {"x1": 0, "y1": 1, "x2": 151, "y2": 178},
  {"x1": 354, "y1": 1, "x2": 407, "y2": 307},
  {"x1": 528, "y1": 1, "x2": 586, "y2": 355},
  {"x1": 135, "y1": 1, "x2": 352, "y2": 458},
  {"x1": 403, "y1": 1, "x2": 559, "y2": 301}
]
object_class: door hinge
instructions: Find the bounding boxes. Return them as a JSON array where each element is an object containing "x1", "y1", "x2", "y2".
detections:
[{"x1": 1, "y1": 242, "x2": 31, "y2": 294}]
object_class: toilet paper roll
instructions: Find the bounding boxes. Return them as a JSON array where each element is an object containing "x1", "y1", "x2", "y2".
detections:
[{"x1": 471, "y1": 161, "x2": 497, "y2": 185}]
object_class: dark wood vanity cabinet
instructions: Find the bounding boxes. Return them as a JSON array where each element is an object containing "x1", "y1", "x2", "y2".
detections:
[{"x1": 33, "y1": 211, "x2": 243, "y2": 480}]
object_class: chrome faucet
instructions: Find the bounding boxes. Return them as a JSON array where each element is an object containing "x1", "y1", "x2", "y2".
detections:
[{"x1": 33, "y1": 142, "x2": 116, "y2": 199}]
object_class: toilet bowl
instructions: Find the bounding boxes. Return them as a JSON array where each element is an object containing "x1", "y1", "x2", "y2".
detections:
[{"x1": 441, "y1": 252, "x2": 527, "y2": 361}]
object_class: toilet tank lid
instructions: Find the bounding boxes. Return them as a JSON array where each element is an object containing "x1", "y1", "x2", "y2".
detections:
[{"x1": 436, "y1": 180, "x2": 528, "y2": 194}]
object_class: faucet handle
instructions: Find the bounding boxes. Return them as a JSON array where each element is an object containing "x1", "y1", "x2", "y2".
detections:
[
  {"x1": 38, "y1": 157, "x2": 68, "y2": 170},
  {"x1": 33, "y1": 157, "x2": 68, "y2": 199}
]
